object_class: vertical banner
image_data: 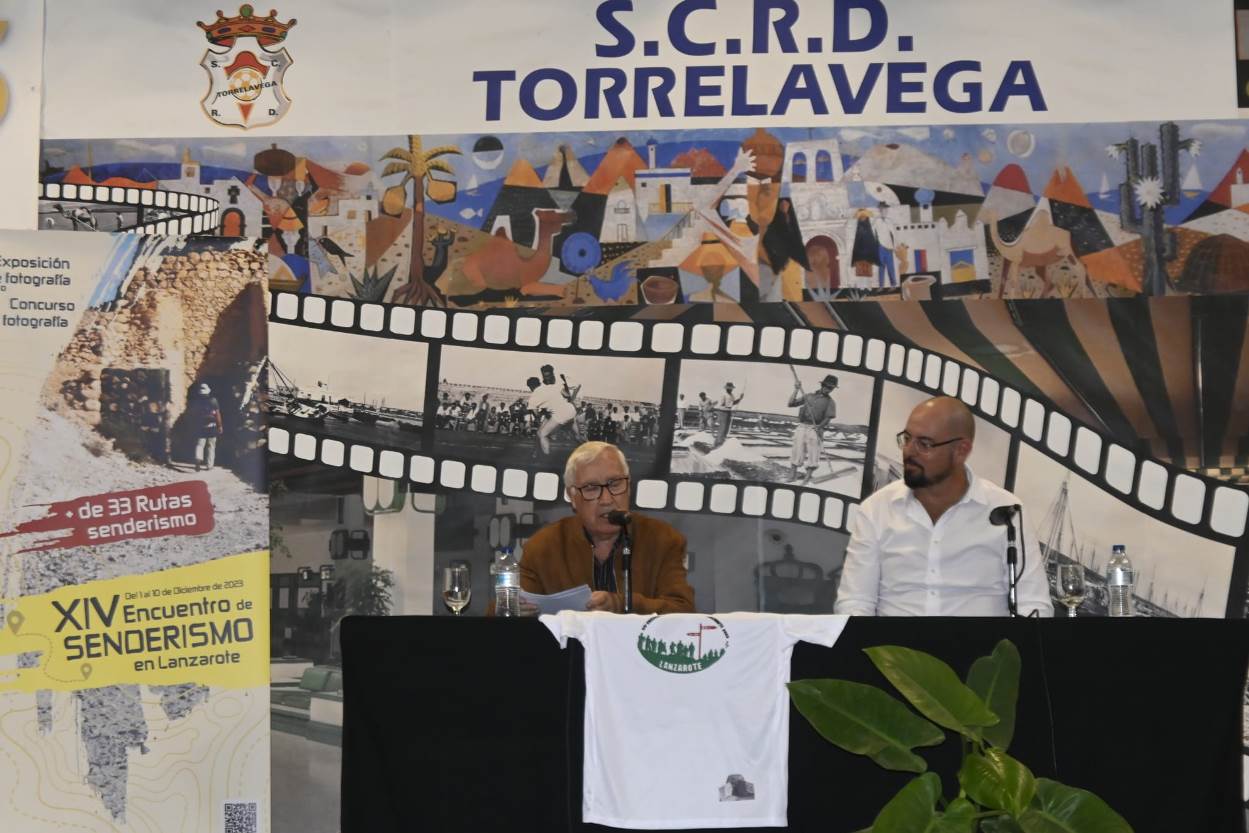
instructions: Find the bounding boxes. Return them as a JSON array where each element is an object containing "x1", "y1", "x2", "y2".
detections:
[{"x1": 0, "y1": 230, "x2": 271, "y2": 833}]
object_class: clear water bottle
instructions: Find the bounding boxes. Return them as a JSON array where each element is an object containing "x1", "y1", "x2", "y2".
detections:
[
  {"x1": 494, "y1": 547, "x2": 519, "y2": 617},
  {"x1": 1105, "y1": 544, "x2": 1135, "y2": 617}
]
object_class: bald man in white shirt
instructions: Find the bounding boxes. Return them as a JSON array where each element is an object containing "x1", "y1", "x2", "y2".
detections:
[{"x1": 835, "y1": 396, "x2": 1053, "y2": 617}]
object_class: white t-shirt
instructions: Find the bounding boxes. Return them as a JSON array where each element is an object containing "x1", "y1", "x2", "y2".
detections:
[
  {"x1": 527, "y1": 384, "x2": 576, "y2": 423},
  {"x1": 543, "y1": 611, "x2": 849, "y2": 829}
]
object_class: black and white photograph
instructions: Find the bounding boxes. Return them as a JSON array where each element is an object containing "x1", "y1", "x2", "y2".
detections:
[
  {"x1": 1014, "y1": 445, "x2": 1234, "y2": 619},
  {"x1": 669, "y1": 359, "x2": 872, "y2": 497},
  {"x1": 872, "y1": 381, "x2": 1011, "y2": 493},
  {"x1": 37, "y1": 199, "x2": 185, "y2": 232},
  {"x1": 267, "y1": 323, "x2": 428, "y2": 450},
  {"x1": 433, "y1": 346, "x2": 666, "y2": 473}
]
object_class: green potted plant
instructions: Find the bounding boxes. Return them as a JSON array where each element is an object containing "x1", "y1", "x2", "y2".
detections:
[{"x1": 787, "y1": 639, "x2": 1132, "y2": 833}]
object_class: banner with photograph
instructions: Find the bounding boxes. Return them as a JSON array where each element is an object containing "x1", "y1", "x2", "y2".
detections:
[
  {"x1": 263, "y1": 287, "x2": 1249, "y2": 828},
  {"x1": 0, "y1": 230, "x2": 270, "y2": 833}
]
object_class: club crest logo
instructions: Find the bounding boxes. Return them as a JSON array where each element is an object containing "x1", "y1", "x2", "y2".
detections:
[
  {"x1": 197, "y1": 5, "x2": 296, "y2": 130},
  {"x1": 636, "y1": 615, "x2": 728, "y2": 674}
]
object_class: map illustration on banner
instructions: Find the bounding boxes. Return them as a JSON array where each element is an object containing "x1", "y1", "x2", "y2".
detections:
[
  {"x1": 198, "y1": 4, "x2": 296, "y2": 130},
  {"x1": 0, "y1": 230, "x2": 270, "y2": 833}
]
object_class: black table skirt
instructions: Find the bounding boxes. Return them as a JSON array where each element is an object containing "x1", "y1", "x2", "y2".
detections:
[{"x1": 340, "y1": 616, "x2": 1249, "y2": 833}]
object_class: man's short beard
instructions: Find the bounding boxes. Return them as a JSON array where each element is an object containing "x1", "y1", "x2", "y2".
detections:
[
  {"x1": 903, "y1": 458, "x2": 945, "y2": 489},
  {"x1": 903, "y1": 469, "x2": 930, "y2": 488}
]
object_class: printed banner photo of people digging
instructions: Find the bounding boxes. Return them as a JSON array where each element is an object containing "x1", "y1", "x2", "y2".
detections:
[{"x1": 670, "y1": 359, "x2": 872, "y2": 497}]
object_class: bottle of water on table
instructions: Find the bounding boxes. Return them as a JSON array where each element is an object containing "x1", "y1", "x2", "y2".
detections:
[
  {"x1": 1106, "y1": 544, "x2": 1135, "y2": 617},
  {"x1": 494, "y1": 546, "x2": 519, "y2": 617}
]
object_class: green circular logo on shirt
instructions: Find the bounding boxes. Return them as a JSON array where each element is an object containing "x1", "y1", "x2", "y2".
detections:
[{"x1": 636, "y1": 615, "x2": 729, "y2": 674}]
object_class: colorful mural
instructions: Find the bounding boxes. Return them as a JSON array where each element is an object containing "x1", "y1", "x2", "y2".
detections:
[{"x1": 40, "y1": 119, "x2": 1249, "y2": 308}]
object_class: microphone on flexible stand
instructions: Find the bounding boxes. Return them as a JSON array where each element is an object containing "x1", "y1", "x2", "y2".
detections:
[
  {"x1": 606, "y1": 511, "x2": 633, "y2": 613},
  {"x1": 990, "y1": 504, "x2": 1022, "y2": 618}
]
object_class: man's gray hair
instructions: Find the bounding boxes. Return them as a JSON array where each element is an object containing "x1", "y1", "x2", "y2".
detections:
[{"x1": 563, "y1": 441, "x2": 629, "y2": 490}]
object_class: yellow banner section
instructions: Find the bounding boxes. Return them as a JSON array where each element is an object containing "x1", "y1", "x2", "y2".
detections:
[{"x1": 0, "y1": 550, "x2": 268, "y2": 691}]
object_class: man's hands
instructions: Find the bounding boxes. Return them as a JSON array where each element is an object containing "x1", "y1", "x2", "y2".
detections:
[{"x1": 586, "y1": 590, "x2": 620, "y2": 612}]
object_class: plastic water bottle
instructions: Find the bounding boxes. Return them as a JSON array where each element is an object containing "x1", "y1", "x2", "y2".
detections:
[
  {"x1": 1106, "y1": 544, "x2": 1135, "y2": 617},
  {"x1": 494, "y1": 547, "x2": 519, "y2": 617}
]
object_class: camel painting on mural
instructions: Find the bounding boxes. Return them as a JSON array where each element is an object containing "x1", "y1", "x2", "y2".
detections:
[{"x1": 981, "y1": 203, "x2": 1083, "y2": 298}]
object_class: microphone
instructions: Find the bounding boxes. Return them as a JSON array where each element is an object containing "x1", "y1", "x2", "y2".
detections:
[
  {"x1": 989, "y1": 504, "x2": 1021, "y2": 526},
  {"x1": 606, "y1": 510, "x2": 634, "y2": 612},
  {"x1": 989, "y1": 504, "x2": 1021, "y2": 618}
]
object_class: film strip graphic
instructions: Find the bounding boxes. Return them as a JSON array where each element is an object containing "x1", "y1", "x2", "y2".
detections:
[
  {"x1": 266, "y1": 291, "x2": 1249, "y2": 553},
  {"x1": 38, "y1": 181, "x2": 221, "y2": 236}
]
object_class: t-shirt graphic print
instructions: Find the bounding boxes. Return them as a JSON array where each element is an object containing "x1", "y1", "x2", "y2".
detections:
[{"x1": 543, "y1": 611, "x2": 849, "y2": 829}]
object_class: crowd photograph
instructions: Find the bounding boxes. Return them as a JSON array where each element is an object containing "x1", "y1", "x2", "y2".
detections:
[{"x1": 432, "y1": 346, "x2": 667, "y2": 472}]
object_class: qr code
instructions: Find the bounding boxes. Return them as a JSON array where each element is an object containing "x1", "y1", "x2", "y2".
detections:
[{"x1": 223, "y1": 800, "x2": 258, "y2": 833}]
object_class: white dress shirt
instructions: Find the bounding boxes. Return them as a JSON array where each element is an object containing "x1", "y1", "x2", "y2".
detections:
[{"x1": 834, "y1": 468, "x2": 1054, "y2": 617}]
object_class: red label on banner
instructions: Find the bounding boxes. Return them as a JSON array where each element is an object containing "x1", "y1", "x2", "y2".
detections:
[{"x1": 0, "y1": 481, "x2": 215, "y2": 552}]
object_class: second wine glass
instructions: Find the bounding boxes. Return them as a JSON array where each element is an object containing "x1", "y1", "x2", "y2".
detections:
[
  {"x1": 442, "y1": 563, "x2": 471, "y2": 615},
  {"x1": 1057, "y1": 563, "x2": 1086, "y2": 618}
]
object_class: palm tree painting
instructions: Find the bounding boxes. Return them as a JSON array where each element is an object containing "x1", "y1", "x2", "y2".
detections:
[{"x1": 380, "y1": 135, "x2": 462, "y2": 307}]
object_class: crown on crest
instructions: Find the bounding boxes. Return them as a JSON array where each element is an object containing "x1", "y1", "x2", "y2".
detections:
[{"x1": 197, "y1": 5, "x2": 297, "y2": 47}]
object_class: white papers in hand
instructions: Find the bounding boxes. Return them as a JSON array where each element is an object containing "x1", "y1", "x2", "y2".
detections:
[{"x1": 519, "y1": 584, "x2": 593, "y2": 614}]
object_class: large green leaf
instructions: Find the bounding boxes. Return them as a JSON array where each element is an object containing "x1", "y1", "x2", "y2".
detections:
[
  {"x1": 1018, "y1": 779, "x2": 1134, "y2": 833},
  {"x1": 958, "y1": 748, "x2": 1036, "y2": 816},
  {"x1": 982, "y1": 816, "x2": 1026, "y2": 833},
  {"x1": 870, "y1": 773, "x2": 976, "y2": 833},
  {"x1": 865, "y1": 646, "x2": 999, "y2": 739},
  {"x1": 787, "y1": 679, "x2": 944, "y2": 773},
  {"x1": 967, "y1": 640, "x2": 1021, "y2": 750},
  {"x1": 942, "y1": 798, "x2": 978, "y2": 832}
]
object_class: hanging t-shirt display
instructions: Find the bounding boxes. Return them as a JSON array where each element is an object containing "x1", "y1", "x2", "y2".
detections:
[{"x1": 543, "y1": 611, "x2": 849, "y2": 829}]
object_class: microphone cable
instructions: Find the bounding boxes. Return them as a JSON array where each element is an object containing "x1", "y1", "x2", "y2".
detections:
[
  {"x1": 1018, "y1": 505, "x2": 1061, "y2": 776},
  {"x1": 1033, "y1": 612, "x2": 1061, "y2": 776}
]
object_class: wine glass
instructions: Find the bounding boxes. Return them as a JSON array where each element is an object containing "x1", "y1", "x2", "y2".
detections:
[
  {"x1": 442, "y1": 563, "x2": 471, "y2": 615},
  {"x1": 1057, "y1": 564, "x2": 1086, "y2": 618}
]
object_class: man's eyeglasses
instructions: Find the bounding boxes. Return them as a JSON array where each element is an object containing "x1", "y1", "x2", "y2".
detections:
[
  {"x1": 572, "y1": 477, "x2": 630, "y2": 500},
  {"x1": 896, "y1": 431, "x2": 963, "y2": 454}
]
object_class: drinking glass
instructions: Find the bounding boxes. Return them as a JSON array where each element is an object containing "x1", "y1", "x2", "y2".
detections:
[
  {"x1": 442, "y1": 563, "x2": 471, "y2": 615},
  {"x1": 1057, "y1": 564, "x2": 1086, "y2": 618}
]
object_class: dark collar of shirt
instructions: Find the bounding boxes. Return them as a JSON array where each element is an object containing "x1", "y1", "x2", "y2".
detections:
[{"x1": 583, "y1": 528, "x2": 620, "y2": 592}]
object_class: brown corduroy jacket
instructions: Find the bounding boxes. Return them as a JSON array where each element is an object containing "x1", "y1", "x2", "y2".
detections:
[{"x1": 518, "y1": 514, "x2": 695, "y2": 614}]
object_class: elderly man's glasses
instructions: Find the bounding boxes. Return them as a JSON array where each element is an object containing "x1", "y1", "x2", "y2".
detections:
[
  {"x1": 896, "y1": 431, "x2": 963, "y2": 454},
  {"x1": 573, "y1": 476, "x2": 630, "y2": 500}
]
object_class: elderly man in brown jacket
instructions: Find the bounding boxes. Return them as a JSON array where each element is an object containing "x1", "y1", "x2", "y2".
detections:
[{"x1": 519, "y1": 441, "x2": 695, "y2": 614}]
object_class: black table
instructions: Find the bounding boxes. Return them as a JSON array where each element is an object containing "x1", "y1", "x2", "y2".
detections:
[{"x1": 341, "y1": 616, "x2": 1249, "y2": 833}]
